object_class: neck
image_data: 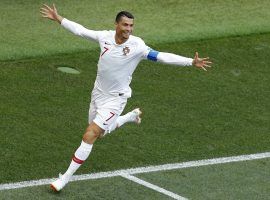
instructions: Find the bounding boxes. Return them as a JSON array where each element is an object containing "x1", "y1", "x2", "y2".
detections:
[{"x1": 115, "y1": 34, "x2": 127, "y2": 45}]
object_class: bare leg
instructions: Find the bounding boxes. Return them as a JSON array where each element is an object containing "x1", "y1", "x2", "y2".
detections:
[{"x1": 50, "y1": 122, "x2": 104, "y2": 192}]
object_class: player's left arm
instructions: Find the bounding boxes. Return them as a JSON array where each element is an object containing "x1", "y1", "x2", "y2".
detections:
[{"x1": 147, "y1": 50, "x2": 212, "y2": 71}]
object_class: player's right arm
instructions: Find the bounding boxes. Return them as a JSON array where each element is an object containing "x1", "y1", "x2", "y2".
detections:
[
  {"x1": 40, "y1": 4, "x2": 63, "y2": 24},
  {"x1": 40, "y1": 4, "x2": 99, "y2": 41}
]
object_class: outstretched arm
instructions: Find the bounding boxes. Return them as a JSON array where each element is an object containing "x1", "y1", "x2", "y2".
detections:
[
  {"x1": 40, "y1": 4, "x2": 63, "y2": 24},
  {"x1": 147, "y1": 50, "x2": 212, "y2": 71},
  {"x1": 40, "y1": 4, "x2": 99, "y2": 41}
]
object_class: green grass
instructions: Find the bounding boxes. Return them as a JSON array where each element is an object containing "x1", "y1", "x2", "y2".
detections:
[
  {"x1": 1, "y1": 33, "x2": 269, "y2": 185},
  {"x1": 1, "y1": 0, "x2": 270, "y2": 60},
  {"x1": 137, "y1": 158, "x2": 270, "y2": 199},
  {"x1": 1, "y1": 0, "x2": 270, "y2": 198},
  {"x1": 0, "y1": 176, "x2": 170, "y2": 200},
  {"x1": 1, "y1": 159, "x2": 269, "y2": 199}
]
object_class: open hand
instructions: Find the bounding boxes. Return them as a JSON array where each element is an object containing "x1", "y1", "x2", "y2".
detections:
[
  {"x1": 40, "y1": 4, "x2": 62, "y2": 23},
  {"x1": 192, "y1": 52, "x2": 212, "y2": 71}
]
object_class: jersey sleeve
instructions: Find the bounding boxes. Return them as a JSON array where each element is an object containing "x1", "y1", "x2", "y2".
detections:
[
  {"x1": 139, "y1": 40, "x2": 160, "y2": 62},
  {"x1": 141, "y1": 41, "x2": 193, "y2": 66},
  {"x1": 156, "y1": 52, "x2": 193, "y2": 66},
  {"x1": 139, "y1": 40, "x2": 152, "y2": 60},
  {"x1": 61, "y1": 18, "x2": 103, "y2": 42}
]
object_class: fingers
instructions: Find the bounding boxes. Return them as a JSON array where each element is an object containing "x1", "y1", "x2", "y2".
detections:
[
  {"x1": 195, "y1": 64, "x2": 208, "y2": 71},
  {"x1": 40, "y1": 8, "x2": 48, "y2": 14},
  {"x1": 204, "y1": 64, "x2": 211, "y2": 68},
  {"x1": 40, "y1": 4, "x2": 50, "y2": 15},
  {"x1": 197, "y1": 62, "x2": 211, "y2": 71},
  {"x1": 201, "y1": 66, "x2": 207, "y2": 71},
  {"x1": 203, "y1": 61, "x2": 212, "y2": 67},
  {"x1": 194, "y1": 52, "x2": 198, "y2": 60},
  {"x1": 40, "y1": 9, "x2": 48, "y2": 17},
  {"x1": 43, "y1": 4, "x2": 53, "y2": 11},
  {"x1": 40, "y1": 7, "x2": 48, "y2": 12},
  {"x1": 40, "y1": 12, "x2": 47, "y2": 17},
  {"x1": 53, "y1": 3, "x2": 57, "y2": 12},
  {"x1": 40, "y1": 8, "x2": 49, "y2": 18},
  {"x1": 193, "y1": 51, "x2": 213, "y2": 71},
  {"x1": 40, "y1": 4, "x2": 57, "y2": 20}
]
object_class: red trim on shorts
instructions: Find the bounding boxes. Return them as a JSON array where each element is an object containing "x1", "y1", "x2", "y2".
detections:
[{"x1": 72, "y1": 155, "x2": 84, "y2": 164}]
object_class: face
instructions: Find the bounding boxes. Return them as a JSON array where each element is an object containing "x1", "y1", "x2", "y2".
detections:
[{"x1": 115, "y1": 16, "x2": 134, "y2": 41}]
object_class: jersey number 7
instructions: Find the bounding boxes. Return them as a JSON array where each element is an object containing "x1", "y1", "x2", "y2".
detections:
[{"x1": 101, "y1": 47, "x2": 109, "y2": 57}]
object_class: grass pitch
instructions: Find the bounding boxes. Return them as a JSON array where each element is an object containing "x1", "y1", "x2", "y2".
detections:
[
  {"x1": 1, "y1": 0, "x2": 270, "y2": 60},
  {"x1": 0, "y1": 157, "x2": 269, "y2": 199},
  {"x1": 0, "y1": 0, "x2": 270, "y2": 199},
  {"x1": 1, "y1": 33, "x2": 269, "y2": 185}
]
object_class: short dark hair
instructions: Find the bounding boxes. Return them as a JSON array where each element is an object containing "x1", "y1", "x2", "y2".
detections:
[{"x1": 115, "y1": 11, "x2": 134, "y2": 23}]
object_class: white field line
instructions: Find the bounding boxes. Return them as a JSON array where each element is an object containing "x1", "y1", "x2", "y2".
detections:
[
  {"x1": 1, "y1": 152, "x2": 270, "y2": 191},
  {"x1": 120, "y1": 173, "x2": 187, "y2": 200}
]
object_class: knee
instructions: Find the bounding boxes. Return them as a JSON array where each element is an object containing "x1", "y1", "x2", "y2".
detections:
[
  {"x1": 83, "y1": 129, "x2": 99, "y2": 144},
  {"x1": 83, "y1": 124, "x2": 104, "y2": 144}
]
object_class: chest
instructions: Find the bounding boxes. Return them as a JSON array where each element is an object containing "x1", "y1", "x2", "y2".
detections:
[{"x1": 99, "y1": 40, "x2": 139, "y2": 60}]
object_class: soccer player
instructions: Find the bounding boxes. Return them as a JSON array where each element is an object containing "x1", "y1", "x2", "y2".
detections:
[{"x1": 40, "y1": 4, "x2": 212, "y2": 191}]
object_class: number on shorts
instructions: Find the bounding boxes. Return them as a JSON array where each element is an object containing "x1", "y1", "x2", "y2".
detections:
[{"x1": 105, "y1": 112, "x2": 115, "y2": 122}]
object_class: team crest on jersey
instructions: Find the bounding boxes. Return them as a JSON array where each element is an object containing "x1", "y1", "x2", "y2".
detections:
[{"x1": 123, "y1": 46, "x2": 130, "y2": 56}]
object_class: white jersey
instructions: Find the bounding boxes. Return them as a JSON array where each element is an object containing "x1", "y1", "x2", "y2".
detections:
[
  {"x1": 61, "y1": 18, "x2": 194, "y2": 98},
  {"x1": 62, "y1": 18, "x2": 150, "y2": 97},
  {"x1": 95, "y1": 31, "x2": 150, "y2": 97}
]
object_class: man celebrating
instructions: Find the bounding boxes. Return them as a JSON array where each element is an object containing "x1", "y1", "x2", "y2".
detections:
[{"x1": 40, "y1": 4, "x2": 211, "y2": 192}]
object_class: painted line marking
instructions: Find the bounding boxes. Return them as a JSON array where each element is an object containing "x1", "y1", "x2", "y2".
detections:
[
  {"x1": 121, "y1": 173, "x2": 187, "y2": 200},
  {"x1": 0, "y1": 152, "x2": 269, "y2": 191}
]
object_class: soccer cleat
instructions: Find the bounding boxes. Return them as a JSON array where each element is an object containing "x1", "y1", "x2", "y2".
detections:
[
  {"x1": 129, "y1": 108, "x2": 142, "y2": 124},
  {"x1": 50, "y1": 173, "x2": 70, "y2": 192}
]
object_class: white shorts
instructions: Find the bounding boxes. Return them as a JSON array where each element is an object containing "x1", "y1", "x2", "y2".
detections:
[{"x1": 88, "y1": 89, "x2": 127, "y2": 131}]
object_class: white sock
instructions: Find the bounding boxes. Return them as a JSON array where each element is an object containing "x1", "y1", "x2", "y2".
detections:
[
  {"x1": 63, "y1": 140, "x2": 93, "y2": 178},
  {"x1": 116, "y1": 113, "x2": 132, "y2": 127}
]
